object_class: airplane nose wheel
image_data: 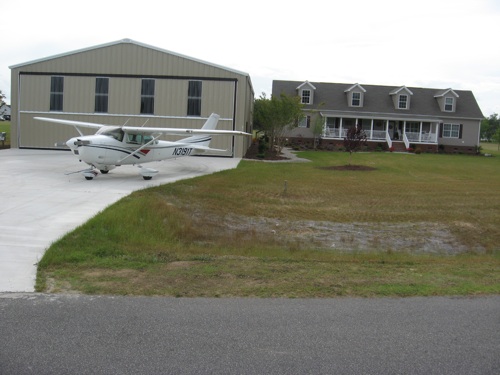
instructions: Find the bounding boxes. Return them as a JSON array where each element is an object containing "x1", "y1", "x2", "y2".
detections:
[
  {"x1": 138, "y1": 165, "x2": 158, "y2": 180},
  {"x1": 81, "y1": 169, "x2": 98, "y2": 180}
]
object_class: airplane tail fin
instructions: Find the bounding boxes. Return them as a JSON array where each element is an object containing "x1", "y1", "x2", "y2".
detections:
[
  {"x1": 180, "y1": 113, "x2": 220, "y2": 148},
  {"x1": 201, "y1": 113, "x2": 220, "y2": 130}
]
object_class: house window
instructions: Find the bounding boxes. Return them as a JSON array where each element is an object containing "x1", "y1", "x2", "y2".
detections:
[
  {"x1": 443, "y1": 123, "x2": 460, "y2": 138},
  {"x1": 299, "y1": 115, "x2": 311, "y2": 128},
  {"x1": 444, "y1": 97, "x2": 454, "y2": 112},
  {"x1": 406, "y1": 122, "x2": 420, "y2": 133},
  {"x1": 140, "y1": 79, "x2": 155, "y2": 114},
  {"x1": 50, "y1": 76, "x2": 64, "y2": 111},
  {"x1": 95, "y1": 78, "x2": 109, "y2": 113},
  {"x1": 187, "y1": 81, "x2": 202, "y2": 116},
  {"x1": 301, "y1": 90, "x2": 311, "y2": 104},
  {"x1": 398, "y1": 94, "x2": 408, "y2": 109},
  {"x1": 351, "y1": 92, "x2": 361, "y2": 106}
]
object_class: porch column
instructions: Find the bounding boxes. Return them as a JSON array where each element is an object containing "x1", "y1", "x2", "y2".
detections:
[
  {"x1": 370, "y1": 119, "x2": 374, "y2": 140},
  {"x1": 339, "y1": 118, "x2": 343, "y2": 139},
  {"x1": 419, "y1": 122, "x2": 423, "y2": 142}
]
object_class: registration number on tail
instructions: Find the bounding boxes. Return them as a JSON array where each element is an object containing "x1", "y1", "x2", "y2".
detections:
[{"x1": 173, "y1": 147, "x2": 193, "y2": 156}]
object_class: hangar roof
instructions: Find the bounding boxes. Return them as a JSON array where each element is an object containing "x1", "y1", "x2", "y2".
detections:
[{"x1": 10, "y1": 38, "x2": 251, "y2": 78}]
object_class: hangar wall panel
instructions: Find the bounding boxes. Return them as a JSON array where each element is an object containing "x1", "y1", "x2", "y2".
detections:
[{"x1": 11, "y1": 40, "x2": 254, "y2": 156}]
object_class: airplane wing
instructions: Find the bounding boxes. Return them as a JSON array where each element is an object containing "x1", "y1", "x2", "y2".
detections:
[
  {"x1": 34, "y1": 117, "x2": 104, "y2": 130},
  {"x1": 34, "y1": 117, "x2": 250, "y2": 136},
  {"x1": 122, "y1": 126, "x2": 250, "y2": 137}
]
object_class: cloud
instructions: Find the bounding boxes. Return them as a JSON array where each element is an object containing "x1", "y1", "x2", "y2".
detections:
[{"x1": 1, "y1": 0, "x2": 499, "y2": 115}]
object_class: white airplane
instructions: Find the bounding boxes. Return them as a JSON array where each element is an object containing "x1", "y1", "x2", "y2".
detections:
[{"x1": 35, "y1": 113, "x2": 250, "y2": 180}]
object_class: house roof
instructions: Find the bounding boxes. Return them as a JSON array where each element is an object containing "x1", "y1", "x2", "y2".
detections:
[
  {"x1": 389, "y1": 86, "x2": 413, "y2": 96},
  {"x1": 344, "y1": 83, "x2": 366, "y2": 93},
  {"x1": 296, "y1": 81, "x2": 317, "y2": 90},
  {"x1": 434, "y1": 88, "x2": 459, "y2": 98},
  {"x1": 272, "y1": 80, "x2": 484, "y2": 120},
  {"x1": 9, "y1": 38, "x2": 251, "y2": 78}
]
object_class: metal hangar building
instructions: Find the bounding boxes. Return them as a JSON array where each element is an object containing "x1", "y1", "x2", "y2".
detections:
[{"x1": 9, "y1": 39, "x2": 254, "y2": 157}]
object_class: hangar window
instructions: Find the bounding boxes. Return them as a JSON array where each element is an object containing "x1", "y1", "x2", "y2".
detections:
[
  {"x1": 95, "y1": 78, "x2": 109, "y2": 113},
  {"x1": 50, "y1": 76, "x2": 64, "y2": 111},
  {"x1": 140, "y1": 79, "x2": 155, "y2": 114},
  {"x1": 187, "y1": 81, "x2": 202, "y2": 116}
]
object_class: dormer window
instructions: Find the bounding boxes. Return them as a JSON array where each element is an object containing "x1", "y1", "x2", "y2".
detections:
[
  {"x1": 296, "y1": 81, "x2": 316, "y2": 105},
  {"x1": 398, "y1": 95, "x2": 408, "y2": 109},
  {"x1": 445, "y1": 97, "x2": 454, "y2": 111},
  {"x1": 352, "y1": 92, "x2": 361, "y2": 106},
  {"x1": 301, "y1": 89, "x2": 311, "y2": 104},
  {"x1": 390, "y1": 86, "x2": 413, "y2": 110},
  {"x1": 434, "y1": 88, "x2": 459, "y2": 112},
  {"x1": 344, "y1": 83, "x2": 366, "y2": 107}
]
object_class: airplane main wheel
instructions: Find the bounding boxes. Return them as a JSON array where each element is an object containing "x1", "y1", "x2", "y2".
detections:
[
  {"x1": 100, "y1": 170, "x2": 109, "y2": 174},
  {"x1": 143, "y1": 176, "x2": 153, "y2": 180},
  {"x1": 85, "y1": 176, "x2": 94, "y2": 180}
]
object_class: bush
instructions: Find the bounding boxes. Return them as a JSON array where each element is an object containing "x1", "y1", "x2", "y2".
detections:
[{"x1": 258, "y1": 141, "x2": 267, "y2": 154}]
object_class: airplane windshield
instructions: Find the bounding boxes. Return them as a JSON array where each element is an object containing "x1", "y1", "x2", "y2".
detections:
[{"x1": 100, "y1": 127, "x2": 124, "y2": 142}]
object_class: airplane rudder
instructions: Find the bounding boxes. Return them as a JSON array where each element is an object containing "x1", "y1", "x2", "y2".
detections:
[{"x1": 201, "y1": 113, "x2": 220, "y2": 130}]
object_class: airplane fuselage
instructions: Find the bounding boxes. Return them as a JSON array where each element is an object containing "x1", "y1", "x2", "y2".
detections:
[
  {"x1": 66, "y1": 134, "x2": 198, "y2": 171},
  {"x1": 35, "y1": 112, "x2": 247, "y2": 180}
]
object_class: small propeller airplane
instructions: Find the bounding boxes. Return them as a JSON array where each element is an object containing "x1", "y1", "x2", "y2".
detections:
[{"x1": 35, "y1": 113, "x2": 250, "y2": 180}]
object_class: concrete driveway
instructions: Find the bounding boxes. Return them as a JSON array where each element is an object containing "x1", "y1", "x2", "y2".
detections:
[{"x1": 0, "y1": 149, "x2": 240, "y2": 292}]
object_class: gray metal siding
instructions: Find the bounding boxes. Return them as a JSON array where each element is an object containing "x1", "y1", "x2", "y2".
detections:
[{"x1": 10, "y1": 40, "x2": 254, "y2": 156}]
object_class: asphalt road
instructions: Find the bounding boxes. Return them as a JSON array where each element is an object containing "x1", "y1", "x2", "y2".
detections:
[{"x1": 1, "y1": 294, "x2": 499, "y2": 374}]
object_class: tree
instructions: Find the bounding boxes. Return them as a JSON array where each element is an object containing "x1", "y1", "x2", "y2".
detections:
[
  {"x1": 311, "y1": 102, "x2": 326, "y2": 150},
  {"x1": 343, "y1": 123, "x2": 367, "y2": 165},
  {"x1": 253, "y1": 92, "x2": 304, "y2": 154},
  {"x1": 492, "y1": 127, "x2": 500, "y2": 151},
  {"x1": 0, "y1": 90, "x2": 5, "y2": 106},
  {"x1": 481, "y1": 113, "x2": 499, "y2": 141}
]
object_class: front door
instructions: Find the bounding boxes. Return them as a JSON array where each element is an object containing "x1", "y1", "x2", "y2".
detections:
[{"x1": 389, "y1": 121, "x2": 403, "y2": 140}]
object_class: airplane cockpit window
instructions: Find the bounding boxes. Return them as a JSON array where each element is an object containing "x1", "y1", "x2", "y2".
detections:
[
  {"x1": 126, "y1": 134, "x2": 155, "y2": 144},
  {"x1": 100, "y1": 128, "x2": 124, "y2": 142},
  {"x1": 127, "y1": 134, "x2": 143, "y2": 144}
]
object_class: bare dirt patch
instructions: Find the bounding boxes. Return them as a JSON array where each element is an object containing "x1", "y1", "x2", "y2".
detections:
[{"x1": 208, "y1": 214, "x2": 485, "y2": 255}]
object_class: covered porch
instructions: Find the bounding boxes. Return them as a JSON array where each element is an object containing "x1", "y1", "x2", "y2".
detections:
[{"x1": 322, "y1": 115, "x2": 440, "y2": 149}]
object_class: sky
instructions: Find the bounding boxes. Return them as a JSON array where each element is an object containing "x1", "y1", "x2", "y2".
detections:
[{"x1": 2, "y1": 0, "x2": 499, "y2": 116}]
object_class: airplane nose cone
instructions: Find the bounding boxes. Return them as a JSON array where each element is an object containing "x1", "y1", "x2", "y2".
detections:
[{"x1": 66, "y1": 137, "x2": 78, "y2": 150}]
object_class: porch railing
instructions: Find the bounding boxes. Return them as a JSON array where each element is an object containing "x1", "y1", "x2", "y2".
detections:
[
  {"x1": 324, "y1": 128, "x2": 437, "y2": 143},
  {"x1": 324, "y1": 128, "x2": 388, "y2": 140},
  {"x1": 386, "y1": 132, "x2": 392, "y2": 149},
  {"x1": 403, "y1": 133, "x2": 410, "y2": 150},
  {"x1": 405, "y1": 132, "x2": 437, "y2": 143}
]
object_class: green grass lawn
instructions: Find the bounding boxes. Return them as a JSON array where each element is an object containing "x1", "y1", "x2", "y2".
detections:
[
  {"x1": 0, "y1": 121, "x2": 10, "y2": 148},
  {"x1": 36, "y1": 150, "x2": 500, "y2": 297}
]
